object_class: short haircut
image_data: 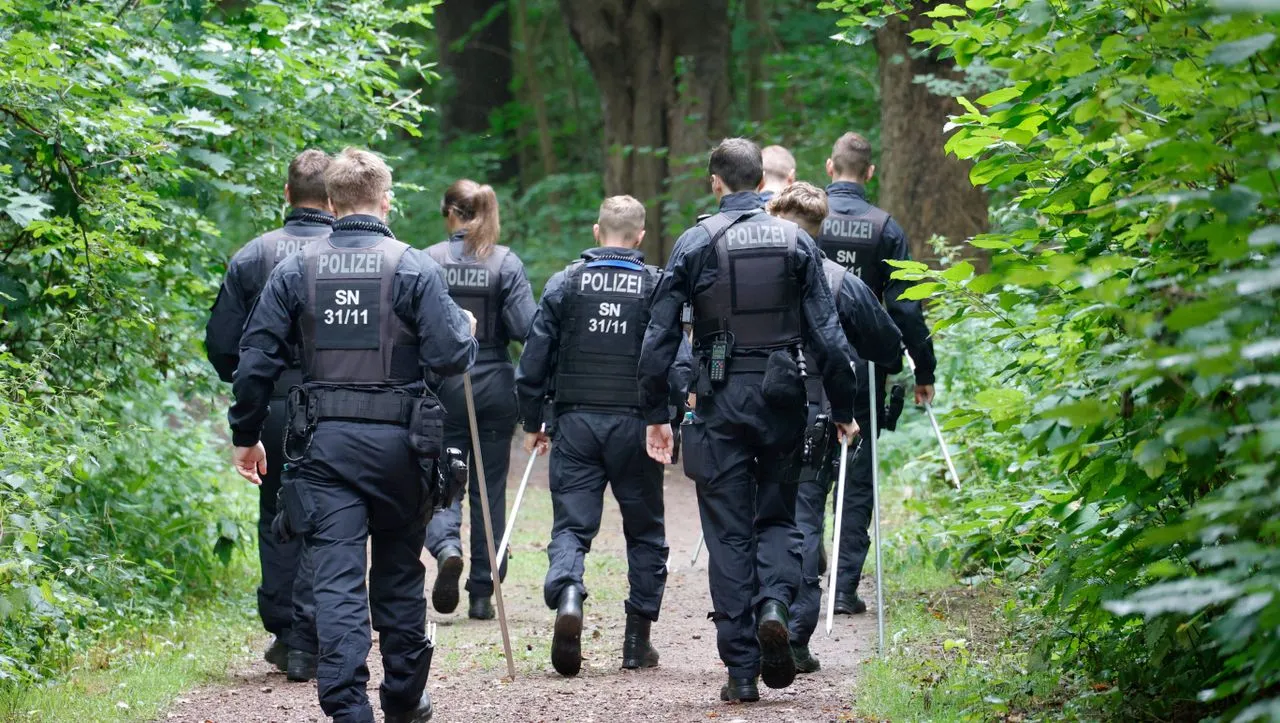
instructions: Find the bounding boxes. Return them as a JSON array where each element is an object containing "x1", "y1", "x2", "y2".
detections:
[
  {"x1": 766, "y1": 182, "x2": 828, "y2": 238},
  {"x1": 325, "y1": 148, "x2": 392, "y2": 214},
  {"x1": 597, "y1": 195, "x2": 646, "y2": 240},
  {"x1": 761, "y1": 145, "x2": 796, "y2": 184},
  {"x1": 831, "y1": 132, "x2": 874, "y2": 179},
  {"x1": 708, "y1": 138, "x2": 763, "y2": 193},
  {"x1": 287, "y1": 149, "x2": 331, "y2": 205}
]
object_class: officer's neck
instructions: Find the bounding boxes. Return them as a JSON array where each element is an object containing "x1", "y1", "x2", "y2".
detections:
[
  {"x1": 598, "y1": 239, "x2": 638, "y2": 250},
  {"x1": 830, "y1": 175, "x2": 867, "y2": 186},
  {"x1": 334, "y1": 208, "x2": 386, "y2": 222},
  {"x1": 760, "y1": 181, "x2": 788, "y2": 195},
  {"x1": 290, "y1": 203, "x2": 330, "y2": 214}
]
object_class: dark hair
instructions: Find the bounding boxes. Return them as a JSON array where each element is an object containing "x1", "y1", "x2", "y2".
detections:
[
  {"x1": 287, "y1": 149, "x2": 331, "y2": 206},
  {"x1": 831, "y1": 132, "x2": 874, "y2": 180},
  {"x1": 708, "y1": 138, "x2": 763, "y2": 193},
  {"x1": 441, "y1": 179, "x2": 500, "y2": 259}
]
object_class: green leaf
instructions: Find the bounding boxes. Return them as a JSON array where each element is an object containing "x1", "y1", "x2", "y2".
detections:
[
  {"x1": 1248, "y1": 225, "x2": 1280, "y2": 247},
  {"x1": 975, "y1": 86, "x2": 1022, "y2": 107},
  {"x1": 1105, "y1": 578, "x2": 1241, "y2": 618},
  {"x1": 1088, "y1": 182, "x2": 1114, "y2": 207},
  {"x1": 970, "y1": 237, "x2": 1012, "y2": 250},
  {"x1": 187, "y1": 149, "x2": 234, "y2": 176},
  {"x1": 1207, "y1": 33, "x2": 1276, "y2": 66},
  {"x1": 925, "y1": 3, "x2": 967, "y2": 17},
  {"x1": 2, "y1": 190, "x2": 53, "y2": 228},
  {"x1": 1211, "y1": 185, "x2": 1262, "y2": 224},
  {"x1": 941, "y1": 261, "x2": 975, "y2": 282},
  {"x1": 898, "y1": 282, "x2": 944, "y2": 300}
]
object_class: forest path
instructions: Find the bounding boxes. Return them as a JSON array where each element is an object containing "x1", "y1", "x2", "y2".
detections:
[{"x1": 160, "y1": 439, "x2": 874, "y2": 722}]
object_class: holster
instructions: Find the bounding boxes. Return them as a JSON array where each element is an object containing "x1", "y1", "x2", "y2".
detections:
[
  {"x1": 284, "y1": 386, "x2": 316, "y2": 462},
  {"x1": 884, "y1": 384, "x2": 906, "y2": 431}
]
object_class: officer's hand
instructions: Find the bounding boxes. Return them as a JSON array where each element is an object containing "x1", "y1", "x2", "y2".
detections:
[
  {"x1": 233, "y1": 443, "x2": 268, "y2": 486},
  {"x1": 462, "y1": 309, "x2": 478, "y2": 336},
  {"x1": 686, "y1": 392, "x2": 697, "y2": 410},
  {"x1": 524, "y1": 431, "x2": 550, "y2": 456},
  {"x1": 915, "y1": 384, "x2": 936, "y2": 406},
  {"x1": 646, "y1": 423, "x2": 674, "y2": 465},
  {"x1": 835, "y1": 421, "x2": 860, "y2": 445}
]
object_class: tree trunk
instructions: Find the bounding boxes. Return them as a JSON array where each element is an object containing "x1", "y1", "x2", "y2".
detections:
[
  {"x1": 436, "y1": 0, "x2": 516, "y2": 180},
  {"x1": 875, "y1": 2, "x2": 988, "y2": 271},
  {"x1": 559, "y1": 0, "x2": 732, "y2": 263},
  {"x1": 745, "y1": 0, "x2": 768, "y2": 123}
]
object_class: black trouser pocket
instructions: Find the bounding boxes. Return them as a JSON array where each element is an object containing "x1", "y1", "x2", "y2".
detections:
[{"x1": 681, "y1": 417, "x2": 714, "y2": 484}]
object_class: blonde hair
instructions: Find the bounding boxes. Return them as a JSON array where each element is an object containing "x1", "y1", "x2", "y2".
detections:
[
  {"x1": 287, "y1": 149, "x2": 331, "y2": 206},
  {"x1": 767, "y1": 182, "x2": 828, "y2": 238},
  {"x1": 442, "y1": 179, "x2": 500, "y2": 259},
  {"x1": 597, "y1": 195, "x2": 646, "y2": 242},
  {"x1": 761, "y1": 145, "x2": 796, "y2": 184},
  {"x1": 324, "y1": 148, "x2": 391, "y2": 215}
]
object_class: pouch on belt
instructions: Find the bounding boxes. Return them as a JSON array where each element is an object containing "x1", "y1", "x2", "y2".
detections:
[{"x1": 680, "y1": 414, "x2": 713, "y2": 484}]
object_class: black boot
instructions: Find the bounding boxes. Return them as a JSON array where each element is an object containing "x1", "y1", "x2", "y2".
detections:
[
  {"x1": 720, "y1": 675, "x2": 760, "y2": 702},
  {"x1": 834, "y1": 591, "x2": 867, "y2": 615},
  {"x1": 791, "y1": 642, "x2": 821, "y2": 674},
  {"x1": 432, "y1": 546, "x2": 463, "y2": 614},
  {"x1": 468, "y1": 595, "x2": 495, "y2": 620},
  {"x1": 756, "y1": 599, "x2": 796, "y2": 690},
  {"x1": 286, "y1": 649, "x2": 317, "y2": 682},
  {"x1": 262, "y1": 635, "x2": 289, "y2": 672},
  {"x1": 621, "y1": 613, "x2": 660, "y2": 669},
  {"x1": 385, "y1": 691, "x2": 434, "y2": 723},
  {"x1": 551, "y1": 587, "x2": 583, "y2": 677}
]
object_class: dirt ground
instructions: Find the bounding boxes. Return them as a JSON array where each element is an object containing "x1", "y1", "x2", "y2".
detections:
[{"x1": 161, "y1": 440, "x2": 877, "y2": 723}]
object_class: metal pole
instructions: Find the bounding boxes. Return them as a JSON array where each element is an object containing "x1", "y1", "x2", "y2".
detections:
[
  {"x1": 904, "y1": 353, "x2": 961, "y2": 489},
  {"x1": 869, "y1": 360, "x2": 884, "y2": 656},
  {"x1": 461, "y1": 372, "x2": 516, "y2": 679},
  {"x1": 824, "y1": 436, "x2": 851, "y2": 636},
  {"x1": 496, "y1": 425, "x2": 543, "y2": 562},
  {"x1": 690, "y1": 533, "x2": 705, "y2": 566}
]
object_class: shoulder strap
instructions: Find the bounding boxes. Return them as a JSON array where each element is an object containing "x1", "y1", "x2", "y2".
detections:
[{"x1": 696, "y1": 209, "x2": 763, "y2": 246}]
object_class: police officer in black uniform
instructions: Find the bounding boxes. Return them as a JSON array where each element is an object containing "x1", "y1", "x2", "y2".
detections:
[
  {"x1": 818, "y1": 132, "x2": 938, "y2": 615},
  {"x1": 757, "y1": 145, "x2": 796, "y2": 207},
  {"x1": 515, "y1": 196, "x2": 693, "y2": 677},
  {"x1": 230, "y1": 148, "x2": 477, "y2": 723},
  {"x1": 639, "y1": 139, "x2": 859, "y2": 703},
  {"x1": 765, "y1": 182, "x2": 903, "y2": 673},
  {"x1": 424, "y1": 179, "x2": 536, "y2": 621},
  {"x1": 205, "y1": 149, "x2": 331, "y2": 681}
]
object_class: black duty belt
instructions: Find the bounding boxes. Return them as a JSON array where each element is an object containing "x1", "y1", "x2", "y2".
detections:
[
  {"x1": 724, "y1": 356, "x2": 770, "y2": 374},
  {"x1": 311, "y1": 387, "x2": 416, "y2": 425},
  {"x1": 476, "y1": 346, "x2": 510, "y2": 364}
]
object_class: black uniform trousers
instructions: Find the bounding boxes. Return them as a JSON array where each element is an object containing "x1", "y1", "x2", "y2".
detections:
[
  {"x1": 684, "y1": 374, "x2": 805, "y2": 680},
  {"x1": 790, "y1": 368, "x2": 886, "y2": 644},
  {"x1": 287, "y1": 421, "x2": 433, "y2": 723},
  {"x1": 544, "y1": 411, "x2": 668, "y2": 619},
  {"x1": 426, "y1": 360, "x2": 514, "y2": 597},
  {"x1": 259, "y1": 396, "x2": 317, "y2": 654}
]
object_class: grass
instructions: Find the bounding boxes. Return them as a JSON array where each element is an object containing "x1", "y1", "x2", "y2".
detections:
[{"x1": 0, "y1": 561, "x2": 262, "y2": 723}]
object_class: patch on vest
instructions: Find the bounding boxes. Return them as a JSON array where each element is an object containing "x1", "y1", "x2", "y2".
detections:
[
  {"x1": 578, "y1": 269, "x2": 645, "y2": 296},
  {"x1": 318, "y1": 251, "x2": 383, "y2": 278},
  {"x1": 821, "y1": 216, "x2": 875, "y2": 241},
  {"x1": 274, "y1": 237, "x2": 309, "y2": 261},
  {"x1": 315, "y1": 279, "x2": 381, "y2": 349},
  {"x1": 725, "y1": 224, "x2": 787, "y2": 250},
  {"x1": 443, "y1": 265, "x2": 491, "y2": 289}
]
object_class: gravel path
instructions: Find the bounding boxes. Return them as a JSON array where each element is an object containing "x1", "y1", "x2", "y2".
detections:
[{"x1": 161, "y1": 442, "x2": 875, "y2": 722}]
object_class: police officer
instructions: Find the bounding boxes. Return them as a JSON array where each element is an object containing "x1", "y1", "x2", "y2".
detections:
[
  {"x1": 765, "y1": 182, "x2": 903, "y2": 673},
  {"x1": 819, "y1": 132, "x2": 938, "y2": 615},
  {"x1": 515, "y1": 196, "x2": 693, "y2": 677},
  {"x1": 758, "y1": 145, "x2": 797, "y2": 206},
  {"x1": 230, "y1": 148, "x2": 477, "y2": 723},
  {"x1": 205, "y1": 149, "x2": 330, "y2": 681},
  {"x1": 639, "y1": 138, "x2": 859, "y2": 703},
  {"x1": 424, "y1": 179, "x2": 536, "y2": 621}
]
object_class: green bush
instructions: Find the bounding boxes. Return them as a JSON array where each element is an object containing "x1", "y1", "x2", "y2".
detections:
[
  {"x1": 826, "y1": 0, "x2": 1280, "y2": 718},
  {"x1": 0, "y1": 0, "x2": 434, "y2": 684}
]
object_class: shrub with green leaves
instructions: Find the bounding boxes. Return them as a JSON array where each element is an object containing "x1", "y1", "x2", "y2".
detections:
[
  {"x1": 825, "y1": 0, "x2": 1279, "y2": 719},
  {"x1": 0, "y1": 0, "x2": 434, "y2": 684}
]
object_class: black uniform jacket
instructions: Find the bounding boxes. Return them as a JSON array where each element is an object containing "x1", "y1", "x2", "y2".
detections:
[
  {"x1": 515, "y1": 247, "x2": 694, "y2": 432},
  {"x1": 832, "y1": 263, "x2": 904, "y2": 368},
  {"x1": 826, "y1": 181, "x2": 937, "y2": 385},
  {"x1": 205, "y1": 207, "x2": 334, "y2": 382},
  {"x1": 638, "y1": 191, "x2": 858, "y2": 425},
  {"x1": 228, "y1": 215, "x2": 478, "y2": 447}
]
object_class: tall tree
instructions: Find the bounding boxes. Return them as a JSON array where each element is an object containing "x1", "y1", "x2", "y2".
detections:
[
  {"x1": 436, "y1": 0, "x2": 516, "y2": 179},
  {"x1": 874, "y1": 3, "x2": 988, "y2": 269},
  {"x1": 558, "y1": 0, "x2": 732, "y2": 261}
]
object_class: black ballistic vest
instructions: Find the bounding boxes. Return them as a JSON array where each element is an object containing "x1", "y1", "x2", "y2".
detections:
[
  {"x1": 817, "y1": 207, "x2": 890, "y2": 296},
  {"x1": 555, "y1": 258, "x2": 659, "y2": 410},
  {"x1": 299, "y1": 236, "x2": 418, "y2": 384},
  {"x1": 691, "y1": 212, "x2": 803, "y2": 350},
  {"x1": 259, "y1": 227, "x2": 332, "y2": 394},
  {"x1": 427, "y1": 242, "x2": 508, "y2": 351}
]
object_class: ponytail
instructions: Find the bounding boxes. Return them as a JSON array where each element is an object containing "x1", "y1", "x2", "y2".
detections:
[{"x1": 442, "y1": 179, "x2": 501, "y2": 259}]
